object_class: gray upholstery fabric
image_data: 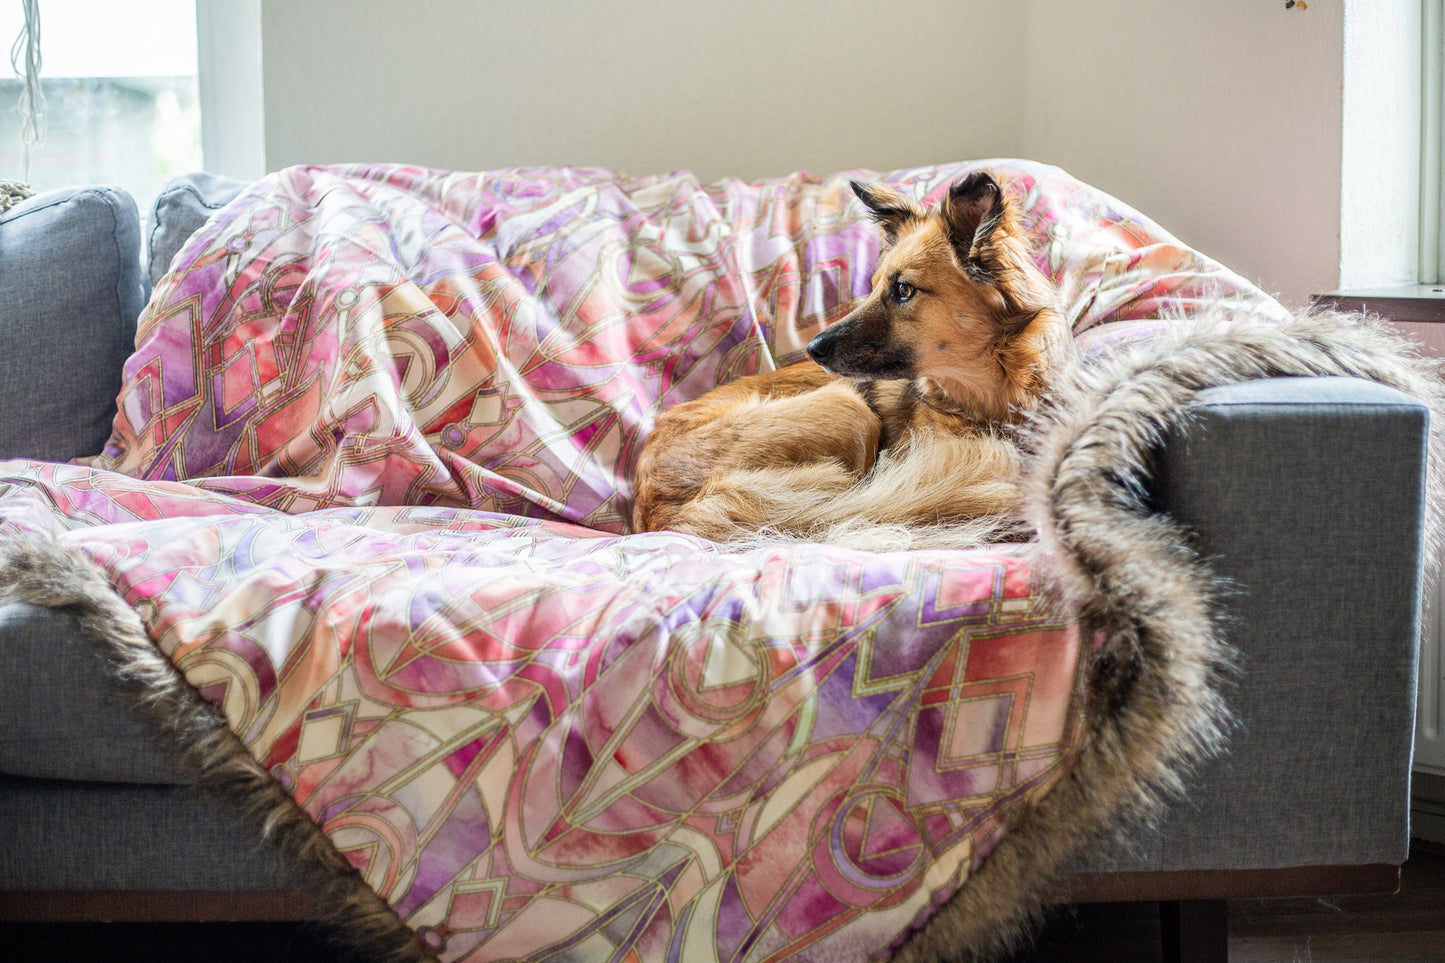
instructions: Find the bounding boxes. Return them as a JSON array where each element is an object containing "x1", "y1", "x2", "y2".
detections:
[
  {"x1": 1076, "y1": 375, "x2": 1427, "y2": 875},
  {"x1": 0, "y1": 603, "x2": 190, "y2": 785},
  {"x1": 0, "y1": 186, "x2": 145, "y2": 461},
  {"x1": 0, "y1": 775, "x2": 305, "y2": 890},
  {"x1": 147, "y1": 172, "x2": 250, "y2": 289}
]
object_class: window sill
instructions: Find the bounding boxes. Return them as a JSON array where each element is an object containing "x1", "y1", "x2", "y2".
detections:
[{"x1": 1312, "y1": 285, "x2": 1445, "y2": 323}]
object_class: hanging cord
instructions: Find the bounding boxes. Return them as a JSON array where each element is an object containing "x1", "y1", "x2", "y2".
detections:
[{"x1": 10, "y1": 0, "x2": 42, "y2": 184}]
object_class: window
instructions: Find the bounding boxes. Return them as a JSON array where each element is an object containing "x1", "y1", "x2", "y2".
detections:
[
  {"x1": 0, "y1": 0, "x2": 202, "y2": 213},
  {"x1": 1423, "y1": 0, "x2": 1443, "y2": 284}
]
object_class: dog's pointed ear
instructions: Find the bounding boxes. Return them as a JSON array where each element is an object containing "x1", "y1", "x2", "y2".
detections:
[
  {"x1": 941, "y1": 171, "x2": 1007, "y2": 281},
  {"x1": 851, "y1": 180, "x2": 918, "y2": 243}
]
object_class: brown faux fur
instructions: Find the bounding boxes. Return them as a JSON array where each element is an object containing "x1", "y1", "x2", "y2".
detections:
[{"x1": 1, "y1": 304, "x2": 1440, "y2": 963}]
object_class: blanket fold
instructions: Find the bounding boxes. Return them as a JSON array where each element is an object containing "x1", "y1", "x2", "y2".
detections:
[{"x1": 2, "y1": 160, "x2": 1440, "y2": 963}]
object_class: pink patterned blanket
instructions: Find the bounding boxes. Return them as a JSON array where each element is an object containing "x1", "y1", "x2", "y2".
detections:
[{"x1": 0, "y1": 160, "x2": 1287, "y2": 961}]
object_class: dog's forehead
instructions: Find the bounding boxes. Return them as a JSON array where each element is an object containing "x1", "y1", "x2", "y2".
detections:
[{"x1": 871, "y1": 215, "x2": 952, "y2": 286}]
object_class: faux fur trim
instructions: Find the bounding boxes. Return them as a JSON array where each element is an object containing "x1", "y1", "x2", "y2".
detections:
[
  {"x1": 0, "y1": 536, "x2": 432, "y2": 963},
  {"x1": 892, "y1": 305, "x2": 1445, "y2": 962}
]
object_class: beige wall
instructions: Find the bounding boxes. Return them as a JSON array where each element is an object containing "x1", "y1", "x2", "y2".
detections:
[
  {"x1": 1014, "y1": 1, "x2": 1344, "y2": 305},
  {"x1": 259, "y1": 0, "x2": 1353, "y2": 305},
  {"x1": 261, "y1": 0, "x2": 1028, "y2": 182}
]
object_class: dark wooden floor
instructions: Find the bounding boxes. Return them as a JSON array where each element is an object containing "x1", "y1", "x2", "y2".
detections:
[
  {"x1": 1009, "y1": 841, "x2": 1445, "y2": 962},
  {"x1": 3, "y1": 844, "x2": 1443, "y2": 962},
  {"x1": 1228, "y1": 843, "x2": 1445, "y2": 963},
  {"x1": 0, "y1": 919, "x2": 345, "y2": 962}
]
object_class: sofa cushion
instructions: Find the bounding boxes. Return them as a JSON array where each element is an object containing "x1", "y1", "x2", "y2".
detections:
[
  {"x1": 0, "y1": 186, "x2": 145, "y2": 461},
  {"x1": 0, "y1": 602, "x2": 191, "y2": 785},
  {"x1": 146, "y1": 171, "x2": 249, "y2": 289}
]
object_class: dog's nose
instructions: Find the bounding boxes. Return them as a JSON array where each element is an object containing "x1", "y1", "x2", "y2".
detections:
[{"x1": 806, "y1": 332, "x2": 833, "y2": 366}]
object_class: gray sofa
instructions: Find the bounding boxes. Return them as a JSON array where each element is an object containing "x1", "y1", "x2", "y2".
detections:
[{"x1": 0, "y1": 175, "x2": 1427, "y2": 960}]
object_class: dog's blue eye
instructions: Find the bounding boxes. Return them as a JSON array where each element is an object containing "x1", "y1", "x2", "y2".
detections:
[{"x1": 892, "y1": 280, "x2": 915, "y2": 303}]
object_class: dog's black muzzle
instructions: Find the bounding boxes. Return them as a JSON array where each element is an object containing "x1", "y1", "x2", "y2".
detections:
[{"x1": 807, "y1": 318, "x2": 914, "y2": 381}]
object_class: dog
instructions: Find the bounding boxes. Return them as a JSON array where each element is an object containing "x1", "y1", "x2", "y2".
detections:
[{"x1": 630, "y1": 171, "x2": 1073, "y2": 544}]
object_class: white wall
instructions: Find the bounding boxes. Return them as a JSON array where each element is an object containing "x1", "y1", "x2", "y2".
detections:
[
  {"x1": 255, "y1": 0, "x2": 1366, "y2": 305},
  {"x1": 1014, "y1": 0, "x2": 1344, "y2": 306},
  {"x1": 260, "y1": 0, "x2": 1028, "y2": 182}
]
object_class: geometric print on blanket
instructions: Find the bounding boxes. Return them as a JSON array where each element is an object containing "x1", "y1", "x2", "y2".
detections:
[{"x1": 0, "y1": 460, "x2": 1093, "y2": 962}]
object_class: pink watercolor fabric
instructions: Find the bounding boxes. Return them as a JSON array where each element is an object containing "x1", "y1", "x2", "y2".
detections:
[{"x1": 0, "y1": 160, "x2": 1286, "y2": 960}]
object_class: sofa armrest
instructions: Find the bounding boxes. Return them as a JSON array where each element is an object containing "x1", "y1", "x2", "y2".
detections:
[{"x1": 1077, "y1": 375, "x2": 1428, "y2": 874}]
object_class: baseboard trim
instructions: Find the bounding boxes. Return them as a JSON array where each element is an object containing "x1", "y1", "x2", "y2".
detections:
[{"x1": 1413, "y1": 806, "x2": 1445, "y2": 845}]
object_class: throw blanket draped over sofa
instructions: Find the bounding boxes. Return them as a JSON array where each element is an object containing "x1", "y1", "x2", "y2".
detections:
[{"x1": 1, "y1": 160, "x2": 1439, "y2": 963}]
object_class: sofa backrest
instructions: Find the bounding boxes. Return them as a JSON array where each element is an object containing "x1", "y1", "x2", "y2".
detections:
[
  {"x1": 0, "y1": 174, "x2": 251, "y2": 462},
  {"x1": 145, "y1": 171, "x2": 248, "y2": 291},
  {"x1": 0, "y1": 186, "x2": 146, "y2": 461}
]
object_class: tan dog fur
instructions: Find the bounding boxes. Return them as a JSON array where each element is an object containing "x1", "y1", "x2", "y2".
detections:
[{"x1": 631, "y1": 171, "x2": 1074, "y2": 544}]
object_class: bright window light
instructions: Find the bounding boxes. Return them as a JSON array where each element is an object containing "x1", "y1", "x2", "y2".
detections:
[
  {"x1": 0, "y1": 0, "x2": 202, "y2": 211},
  {"x1": 1423, "y1": 0, "x2": 1443, "y2": 284}
]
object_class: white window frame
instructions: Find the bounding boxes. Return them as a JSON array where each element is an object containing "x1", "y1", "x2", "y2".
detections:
[
  {"x1": 1424, "y1": 0, "x2": 1444, "y2": 285},
  {"x1": 195, "y1": 0, "x2": 265, "y2": 180}
]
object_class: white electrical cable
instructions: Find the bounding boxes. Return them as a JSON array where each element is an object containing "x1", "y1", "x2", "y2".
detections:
[{"x1": 9, "y1": 0, "x2": 42, "y2": 184}]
